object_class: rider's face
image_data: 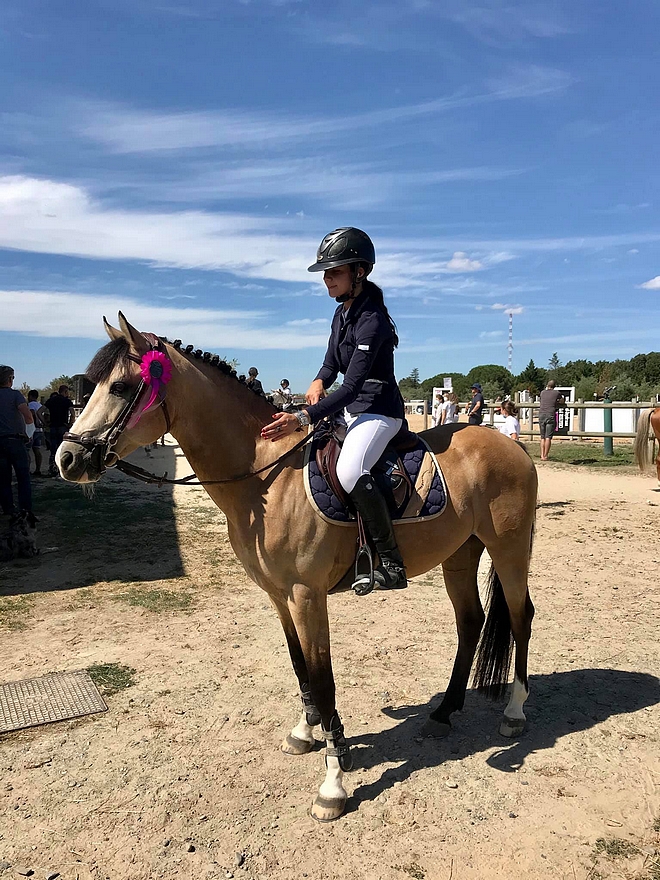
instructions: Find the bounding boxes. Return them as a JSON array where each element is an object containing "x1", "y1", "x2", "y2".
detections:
[{"x1": 323, "y1": 264, "x2": 357, "y2": 300}]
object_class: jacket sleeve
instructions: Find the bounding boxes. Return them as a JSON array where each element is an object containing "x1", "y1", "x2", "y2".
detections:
[{"x1": 306, "y1": 311, "x2": 389, "y2": 424}]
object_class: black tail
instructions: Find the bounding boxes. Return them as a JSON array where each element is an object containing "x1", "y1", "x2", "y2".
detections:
[{"x1": 472, "y1": 565, "x2": 513, "y2": 699}]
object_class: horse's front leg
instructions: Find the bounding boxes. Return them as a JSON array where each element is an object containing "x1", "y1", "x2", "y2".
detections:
[
  {"x1": 270, "y1": 596, "x2": 321, "y2": 755},
  {"x1": 287, "y1": 584, "x2": 352, "y2": 822}
]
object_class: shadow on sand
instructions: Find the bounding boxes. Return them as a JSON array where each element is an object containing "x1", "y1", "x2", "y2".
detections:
[
  {"x1": 343, "y1": 667, "x2": 660, "y2": 814},
  {"x1": 0, "y1": 441, "x2": 186, "y2": 595}
]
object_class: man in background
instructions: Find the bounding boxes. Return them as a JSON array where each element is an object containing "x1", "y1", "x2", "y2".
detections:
[
  {"x1": 538, "y1": 379, "x2": 565, "y2": 461},
  {"x1": 467, "y1": 383, "x2": 485, "y2": 425},
  {"x1": 0, "y1": 366, "x2": 34, "y2": 514},
  {"x1": 45, "y1": 385, "x2": 74, "y2": 477}
]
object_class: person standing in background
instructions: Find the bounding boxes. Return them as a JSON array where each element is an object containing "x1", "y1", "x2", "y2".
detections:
[
  {"x1": 498, "y1": 400, "x2": 521, "y2": 440},
  {"x1": 467, "y1": 383, "x2": 485, "y2": 425},
  {"x1": 27, "y1": 390, "x2": 47, "y2": 476},
  {"x1": 0, "y1": 366, "x2": 34, "y2": 514},
  {"x1": 440, "y1": 392, "x2": 459, "y2": 425},
  {"x1": 45, "y1": 385, "x2": 74, "y2": 476},
  {"x1": 538, "y1": 379, "x2": 565, "y2": 461}
]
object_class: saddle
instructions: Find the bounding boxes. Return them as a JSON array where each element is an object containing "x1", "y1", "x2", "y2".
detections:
[{"x1": 315, "y1": 420, "x2": 419, "y2": 519}]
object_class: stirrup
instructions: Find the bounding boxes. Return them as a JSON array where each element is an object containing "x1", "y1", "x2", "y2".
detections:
[{"x1": 352, "y1": 541, "x2": 375, "y2": 596}]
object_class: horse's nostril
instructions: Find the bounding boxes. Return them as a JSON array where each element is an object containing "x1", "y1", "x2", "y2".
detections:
[{"x1": 60, "y1": 451, "x2": 74, "y2": 470}]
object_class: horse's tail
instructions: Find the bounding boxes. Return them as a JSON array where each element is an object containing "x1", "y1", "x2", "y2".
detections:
[
  {"x1": 473, "y1": 565, "x2": 514, "y2": 700},
  {"x1": 634, "y1": 409, "x2": 655, "y2": 472}
]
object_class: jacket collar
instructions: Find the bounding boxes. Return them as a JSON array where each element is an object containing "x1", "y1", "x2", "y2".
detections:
[{"x1": 335, "y1": 288, "x2": 371, "y2": 324}]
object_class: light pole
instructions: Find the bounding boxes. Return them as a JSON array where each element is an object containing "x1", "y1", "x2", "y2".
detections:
[{"x1": 602, "y1": 385, "x2": 616, "y2": 456}]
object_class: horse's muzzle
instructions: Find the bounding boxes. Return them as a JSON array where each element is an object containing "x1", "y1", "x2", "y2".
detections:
[{"x1": 56, "y1": 440, "x2": 105, "y2": 484}]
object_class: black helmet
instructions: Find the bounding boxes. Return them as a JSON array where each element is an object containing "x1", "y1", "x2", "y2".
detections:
[
  {"x1": 248, "y1": 366, "x2": 258, "y2": 376},
  {"x1": 280, "y1": 379, "x2": 289, "y2": 386},
  {"x1": 308, "y1": 227, "x2": 375, "y2": 273}
]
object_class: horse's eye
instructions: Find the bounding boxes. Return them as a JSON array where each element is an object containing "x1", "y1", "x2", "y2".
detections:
[{"x1": 110, "y1": 382, "x2": 128, "y2": 396}]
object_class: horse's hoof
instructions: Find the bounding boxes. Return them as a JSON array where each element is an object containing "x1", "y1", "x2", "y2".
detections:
[
  {"x1": 309, "y1": 793, "x2": 346, "y2": 823},
  {"x1": 421, "y1": 718, "x2": 451, "y2": 738},
  {"x1": 499, "y1": 716, "x2": 525, "y2": 738},
  {"x1": 281, "y1": 734, "x2": 314, "y2": 756}
]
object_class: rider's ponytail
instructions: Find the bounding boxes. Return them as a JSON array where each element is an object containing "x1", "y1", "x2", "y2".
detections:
[{"x1": 363, "y1": 277, "x2": 399, "y2": 347}]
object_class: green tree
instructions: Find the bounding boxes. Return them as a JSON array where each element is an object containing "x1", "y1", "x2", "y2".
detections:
[
  {"x1": 514, "y1": 359, "x2": 546, "y2": 396},
  {"x1": 548, "y1": 352, "x2": 562, "y2": 371},
  {"x1": 420, "y1": 372, "x2": 469, "y2": 399},
  {"x1": 45, "y1": 375, "x2": 74, "y2": 395},
  {"x1": 466, "y1": 364, "x2": 515, "y2": 395}
]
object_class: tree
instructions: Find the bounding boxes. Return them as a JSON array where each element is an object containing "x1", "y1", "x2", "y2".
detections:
[
  {"x1": 18, "y1": 382, "x2": 32, "y2": 399},
  {"x1": 548, "y1": 352, "x2": 562, "y2": 371},
  {"x1": 408, "y1": 368, "x2": 420, "y2": 388},
  {"x1": 514, "y1": 359, "x2": 546, "y2": 396},
  {"x1": 466, "y1": 364, "x2": 515, "y2": 395},
  {"x1": 45, "y1": 375, "x2": 74, "y2": 395}
]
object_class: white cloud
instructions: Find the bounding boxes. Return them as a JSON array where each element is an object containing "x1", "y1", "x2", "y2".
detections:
[
  {"x1": 628, "y1": 249, "x2": 639, "y2": 255},
  {"x1": 0, "y1": 290, "x2": 329, "y2": 350},
  {"x1": 638, "y1": 276, "x2": 660, "y2": 290},
  {"x1": 491, "y1": 303, "x2": 524, "y2": 314},
  {"x1": 445, "y1": 251, "x2": 483, "y2": 272},
  {"x1": 479, "y1": 330, "x2": 504, "y2": 338},
  {"x1": 77, "y1": 69, "x2": 571, "y2": 153}
]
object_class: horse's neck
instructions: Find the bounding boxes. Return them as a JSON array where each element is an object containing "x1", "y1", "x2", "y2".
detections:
[{"x1": 166, "y1": 352, "x2": 288, "y2": 507}]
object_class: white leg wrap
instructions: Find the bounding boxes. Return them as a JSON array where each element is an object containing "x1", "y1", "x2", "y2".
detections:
[
  {"x1": 505, "y1": 676, "x2": 529, "y2": 721},
  {"x1": 290, "y1": 711, "x2": 316, "y2": 745},
  {"x1": 318, "y1": 753, "x2": 346, "y2": 802}
]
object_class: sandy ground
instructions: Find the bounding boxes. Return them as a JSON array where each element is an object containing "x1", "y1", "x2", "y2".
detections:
[{"x1": 0, "y1": 439, "x2": 659, "y2": 880}]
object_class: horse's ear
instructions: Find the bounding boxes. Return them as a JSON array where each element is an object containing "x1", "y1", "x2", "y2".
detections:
[
  {"x1": 117, "y1": 311, "x2": 150, "y2": 356},
  {"x1": 103, "y1": 316, "x2": 123, "y2": 342}
]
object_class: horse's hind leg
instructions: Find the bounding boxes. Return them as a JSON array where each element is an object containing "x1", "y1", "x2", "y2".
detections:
[
  {"x1": 270, "y1": 596, "x2": 320, "y2": 756},
  {"x1": 483, "y1": 547, "x2": 535, "y2": 738},
  {"x1": 423, "y1": 535, "x2": 485, "y2": 738}
]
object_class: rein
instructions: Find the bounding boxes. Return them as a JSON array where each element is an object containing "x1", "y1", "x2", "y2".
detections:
[
  {"x1": 115, "y1": 430, "x2": 314, "y2": 488},
  {"x1": 64, "y1": 333, "x2": 314, "y2": 488}
]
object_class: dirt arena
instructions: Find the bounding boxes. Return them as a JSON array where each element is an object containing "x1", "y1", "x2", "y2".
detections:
[{"x1": 0, "y1": 439, "x2": 658, "y2": 880}]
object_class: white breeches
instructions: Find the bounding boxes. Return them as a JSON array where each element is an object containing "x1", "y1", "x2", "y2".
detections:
[{"x1": 335, "y1": 412, "x2": 403, "y2": 494}]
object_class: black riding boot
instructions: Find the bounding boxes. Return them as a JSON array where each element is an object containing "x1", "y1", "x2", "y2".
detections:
[{"x1": 348, "y1": 474, "x2": 407, "y2": 592}]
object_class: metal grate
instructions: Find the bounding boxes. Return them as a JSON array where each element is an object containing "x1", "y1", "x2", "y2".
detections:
[{"x1": 0, "y1": 671, "x2": 107, "y2": 734}]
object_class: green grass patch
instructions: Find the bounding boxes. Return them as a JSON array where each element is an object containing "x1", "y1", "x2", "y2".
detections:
[
  {"x1": 0, "y1": 595, "x2": 34, "y2": 630},
  {"x1": 525, "y1": 441, "x2": 635, "y2": 468},
  {"x1": 86, "y1": 662, "x2": 136, "y2": 696},
  {"x1": 116, "y1": 587, "x2": 194, "y2": 612},
  {"x1": 593, "y1": 837, "x2": 638, "y2": 859}
]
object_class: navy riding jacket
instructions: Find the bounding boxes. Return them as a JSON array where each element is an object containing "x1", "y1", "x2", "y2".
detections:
[{"x1": 305, "y1": 289, "x2": 405, "y2": 424}]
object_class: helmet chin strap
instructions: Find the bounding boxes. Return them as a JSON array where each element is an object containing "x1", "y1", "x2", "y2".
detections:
[{"x1": 336, "y1": 265, "x2": 364, "y2": 304}]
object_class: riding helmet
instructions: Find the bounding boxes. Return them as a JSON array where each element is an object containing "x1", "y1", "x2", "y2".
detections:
[{"x1": 308, "y1": 227, "x2": 375, "y2": 273}]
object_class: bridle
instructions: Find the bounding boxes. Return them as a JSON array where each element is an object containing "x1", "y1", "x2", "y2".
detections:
[
  {"x1": 63, "y1": 334, "x2": 171, "y2": 476},
  {"x1": 62, "y1": 334, "x2": 314, "y2": 487}
]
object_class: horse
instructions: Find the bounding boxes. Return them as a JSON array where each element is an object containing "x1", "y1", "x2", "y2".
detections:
[
  {"x1": 270, "y1": 388, "x2": 297, "y2": 412},
  {"x1": 56, "y1": 314, "x2": 538, "y2": 822},
  {"x1": 634, "y1": 407, "x2": 660, "y2": 480}
]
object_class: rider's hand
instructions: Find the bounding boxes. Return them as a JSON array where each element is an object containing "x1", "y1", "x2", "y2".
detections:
[
  {"x1": 260, "y1": 411, "x2": 303, "y2": 442},
  {"x1": 305, "y1": 379, "x2": 325, "y2": 406}
]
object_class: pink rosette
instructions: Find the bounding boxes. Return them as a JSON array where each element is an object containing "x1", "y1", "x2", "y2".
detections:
[{"x1": 128, "y1": 350, "x2": 173, "y2": 428}]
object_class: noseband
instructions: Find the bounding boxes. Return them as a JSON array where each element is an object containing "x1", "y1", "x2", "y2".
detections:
[{"x1": 63, "y1": 334, "x2": 172, "y2": 475}]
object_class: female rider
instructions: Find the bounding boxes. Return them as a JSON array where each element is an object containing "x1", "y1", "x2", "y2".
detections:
[{"x1": 261, "y1": 227, "x2": 407, "y2": 591}]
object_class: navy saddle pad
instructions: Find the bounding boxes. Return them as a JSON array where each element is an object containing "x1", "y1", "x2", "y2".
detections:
[{"x1": 304, "y1": 426, "x2": 447, "y2": 525}]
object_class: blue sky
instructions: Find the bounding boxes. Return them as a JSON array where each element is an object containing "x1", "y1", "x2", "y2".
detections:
[{"x1": 1, "y1": 0, "x2": 659, "y2": 392}]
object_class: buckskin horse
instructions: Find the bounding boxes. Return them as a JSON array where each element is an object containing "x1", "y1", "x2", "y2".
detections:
[
  {"x1": 57, "y1": 314, "x2": 538, "y2": 822},
  {"x1": 634, "y1": 406, "x2": 660, "y2": 481}
]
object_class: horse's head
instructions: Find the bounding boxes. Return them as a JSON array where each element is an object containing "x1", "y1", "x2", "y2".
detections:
[{"x1": 57, "y1": 313, "x2": 173, "y2": 483}]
